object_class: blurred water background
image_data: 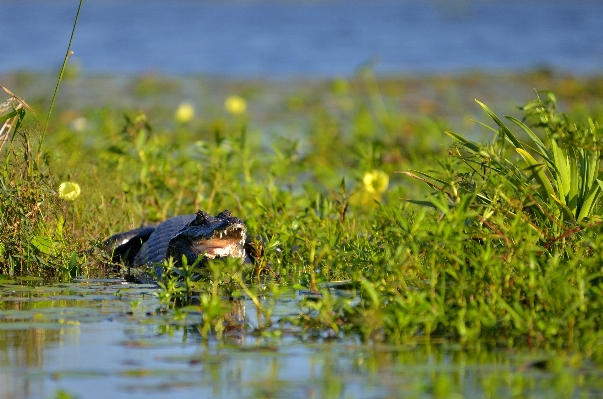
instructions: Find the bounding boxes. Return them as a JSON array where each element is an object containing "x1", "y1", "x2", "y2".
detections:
[{"x1": 1, "y1": 0, "x2": 602, "y2": 77}]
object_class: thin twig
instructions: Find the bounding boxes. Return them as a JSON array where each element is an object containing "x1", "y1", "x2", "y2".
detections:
[
  {"x1": 476, "y1": 215, "x2": 512, "y2": 246},
  {"x1": 523, "y1": 190, "x2": 566, "y2": 230},
  {"x1": 542, "y1": 226, "x2": 583, "y2": 251}
]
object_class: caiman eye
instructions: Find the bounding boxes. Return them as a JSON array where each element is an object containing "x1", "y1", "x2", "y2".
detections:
[
  {"x1": 216, "y1": 210, "x2": 232, "y2": 219},
  {"x1": 194, "y1": 210, "x2": 212, "y2": 224}
]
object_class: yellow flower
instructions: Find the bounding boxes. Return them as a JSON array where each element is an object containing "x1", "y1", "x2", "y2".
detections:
[
  {"x1": 363, "y1": 170, "x2": 389, "y2": 194},
  {"x1": 58, "y1": 182, "x2": 81, "y2": 201},
  {"x1": 224, "y1": 95, "x2": 247, "y2": 115},
  {"x1": 174, "y1": 102, "x2": 195, "y2": 124}
]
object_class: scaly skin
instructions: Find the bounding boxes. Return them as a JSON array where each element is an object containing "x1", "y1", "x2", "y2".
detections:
[{"x1": 103, "y1": 210, "x2": 247, "y2": 282}]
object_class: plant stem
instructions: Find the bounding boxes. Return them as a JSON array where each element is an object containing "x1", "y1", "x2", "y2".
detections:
[{"x1": 39, "y1": 0, "x2": 84, "y2": 154}]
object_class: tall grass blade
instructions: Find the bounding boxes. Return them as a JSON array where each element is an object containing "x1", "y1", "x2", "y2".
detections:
[
  {"x1": 577, "y1": 179, "x2": 603, "y2": 222},
  {"x1": 469, "y1": 119, "x2": 499, "y2": 135},
  {"x1": 401, "y1": 170, "x2": 449, "y2": 187},
  {"x1": 476, "y1": 100, "x2": 523, "y2": 150},
  {"x1": 445, "y1": 131, "x2": 480, "y2": 153},
  {"x1": 568, "y1": 146, "x2": 579, "y2": 210},
  {"x1": 550, "y1": 139, "x2": 570, "y2": 202},
  {"x1": 39, "y1": 0, "x2": 84, "y2": 153},
  {"x1": 506, "y1": 116, "x2": 552, "y2": 162}
]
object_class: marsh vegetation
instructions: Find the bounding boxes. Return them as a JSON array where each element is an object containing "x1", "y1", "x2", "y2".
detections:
[{"x1": 1, "y1": 68, "x2": 603, "y2": 353}]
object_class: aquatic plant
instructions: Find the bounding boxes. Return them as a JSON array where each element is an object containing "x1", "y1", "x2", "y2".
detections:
[
  {"x1": 5, "y1": 42, "x2": 603, "y2": 354},
  {"x1": 403, "y1": 92, "x2": 603, "y2": 251},
  {"x1": 340, "y1": 94, "x2": 603, "y2": 350}
]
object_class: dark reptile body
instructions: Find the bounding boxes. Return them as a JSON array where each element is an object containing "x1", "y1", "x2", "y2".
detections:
[
  {"x1": 103, "y1": 210, "x2": 249, "y2": 282},
  {"x1": 133, "y1": 214, "x2": 196, "y2": 266},
  {"x1": 103, "y1": 214, "x2": 195, "y2": 266}
]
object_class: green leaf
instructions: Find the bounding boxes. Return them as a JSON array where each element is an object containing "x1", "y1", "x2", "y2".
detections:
[
  {"x1": 445, "y1": 131, "x2": 480, "y2": 153},
  {"x1": 458, "y1": 192, "x2": 477, "y2": 214},
  {"x1": 576, "y1": 149, "x2": 599, "y2": 209},
  {"x1": 577, "y1": 179, "x2": 603, "y2": 222},
  {"x1": 550, "y1": 139, "x2": 570, "y2": 202},
  {"x1": 568, "y1": 146, "x2": 579, "y2": 210},
  {"x1": 0, "y1": 109, "x2": 17, "y2": 124},
  {"x1": 402, "y1": 199, "x2": 443, "y2": 209},
  {"x1": 31, "y1": 236, "x2": 54, "y2": 255},
  {"x1": 516, "y1": 148, "x2": 557, "y2": 203},
  {"x1": 427, "y1": 194, "x2": 452, "y2": 214},
  {"x1": 550, "y1": 194, "x2": 575, "y2": 221},
  {"x1": 506, "y1": 116, "x2": 551, "y2": 161},
  {"x1": 476, "y1": 100, "x2": 523, "y2": 149}
]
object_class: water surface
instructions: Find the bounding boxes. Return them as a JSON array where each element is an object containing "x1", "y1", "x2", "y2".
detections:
[
  {"x1": 1, "y1": 1, "x2": 602, "y2": 77},
  {"x1": 1, "y1": 279, "x2": 601, "y2": 399}
]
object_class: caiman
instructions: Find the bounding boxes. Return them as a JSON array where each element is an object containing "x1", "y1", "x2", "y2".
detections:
[{"x1": 103, "y1": 210, "x2": 248, "y2": 282}]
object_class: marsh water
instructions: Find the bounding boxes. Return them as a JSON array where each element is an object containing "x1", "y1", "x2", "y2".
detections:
[
  {"x1": 1, "y1": 1, "x2": 603, "y2": 76},
  {"x1": 1, "y1": 278, "x2": 602, "y2": 399}
]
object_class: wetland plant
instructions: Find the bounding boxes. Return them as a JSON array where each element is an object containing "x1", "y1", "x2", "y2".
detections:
[
  {"x1": 0, "y1": 1, "x2": 84, "y2": 279},
  {"x1": 0, "y1": 87, "x2": 74, "y2": 278},
  {"x1": 346, "y1": 93, "x2": 603, "y2": 350}
]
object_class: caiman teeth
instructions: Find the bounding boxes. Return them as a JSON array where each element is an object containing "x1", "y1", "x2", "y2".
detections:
[{"x1": 190, "y1": 225, "x2": 247, "y2": 259}]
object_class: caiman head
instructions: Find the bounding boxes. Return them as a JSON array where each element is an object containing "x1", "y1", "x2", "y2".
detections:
[{"x1": 167, "y1": 210, "x2": 247, "y2": 266}]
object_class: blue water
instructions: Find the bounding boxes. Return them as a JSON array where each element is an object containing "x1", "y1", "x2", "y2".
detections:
[{"x1": 1, "y1": 0, "x2": 602, "y2": 77}]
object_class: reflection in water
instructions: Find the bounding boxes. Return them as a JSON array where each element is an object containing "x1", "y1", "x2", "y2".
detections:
[
  {"x1": 0, "y1": 280, "x2": 600, "y2": 398},
  {"x1": 0, "y1": 329, "x2": 60, "y2": 399}
]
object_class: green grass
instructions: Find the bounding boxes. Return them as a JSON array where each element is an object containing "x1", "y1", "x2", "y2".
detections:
[{"x1": 3, "y1": 68, "x2": 603, "y2": 354}]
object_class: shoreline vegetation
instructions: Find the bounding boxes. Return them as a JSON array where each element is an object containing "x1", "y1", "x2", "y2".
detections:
[{"x1": 2, "y1": 69, "x2": 603, "y2": 355}]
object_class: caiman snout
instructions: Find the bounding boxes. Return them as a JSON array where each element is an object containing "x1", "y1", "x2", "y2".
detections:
[{"x1": 167, "y1": 210, "x2": 248, "y2": 266}]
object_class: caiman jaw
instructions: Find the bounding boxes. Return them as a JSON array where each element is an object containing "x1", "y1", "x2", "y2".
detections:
[{"x1": 191, "y1": 224, "x2": 247, "y2": 259}]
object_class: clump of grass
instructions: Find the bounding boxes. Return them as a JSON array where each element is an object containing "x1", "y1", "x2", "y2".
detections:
[
  {"x1": 0, "y1": 87, "x2": 77, "y2": 278},
  {"x1": 334, "y1": 93, "x2": 603, "y2": 352}
]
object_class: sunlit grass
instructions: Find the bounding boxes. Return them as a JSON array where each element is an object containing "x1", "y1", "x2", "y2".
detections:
[{"x1": 3, "y1": 68, "x2": 603, "y2": 354}]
